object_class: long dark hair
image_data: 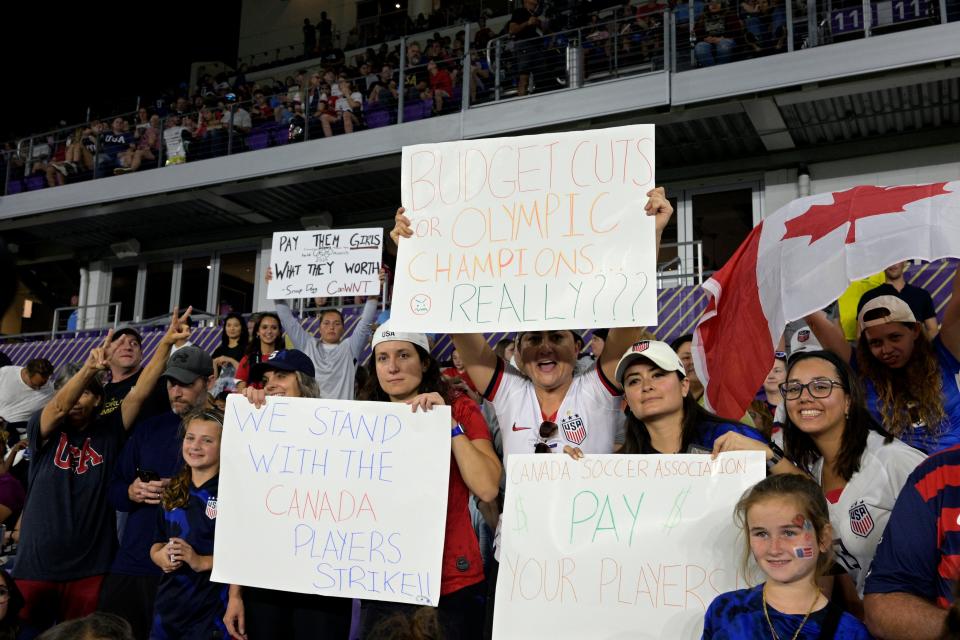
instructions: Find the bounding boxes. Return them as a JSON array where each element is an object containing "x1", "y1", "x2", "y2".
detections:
[
  {"x1": 220, "y1": 312, "x2": 249, "y2": 351},
  {"x1": 244, "y1": 312, "x2": 283, "y2": 361},
  {"x1": 856, "y1": 324, "x2": 945, "y2": 438},
  {"x1": 0, "y1": 569, "x2": 23, "y2": 638},
  {"x1": 783, "y1": 350, "x2": 891, "y2": 481},
  {"x1": 358, "y1": 344, "x2": 449, "y2": 403},
  {"x1": 620, "y1": 372, "x2": 743, "y2": 454}
]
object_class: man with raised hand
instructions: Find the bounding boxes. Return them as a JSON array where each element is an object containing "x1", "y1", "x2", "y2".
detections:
[
  {"x1": 99, "y1": 345, "x2": 216, "y2": 639},
  {"x1": 99, "y1": 327, "x2": 169, "y2": 421},
  {"x1": 13, "y1": 308, "x2": 192, "y2": 632},
  {"x1": 265, "y1": 268, "x2": 383, "y2": 400}
]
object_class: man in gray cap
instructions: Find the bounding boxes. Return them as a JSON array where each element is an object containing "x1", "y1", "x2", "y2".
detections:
[{"x1": 98, "y1": 345, "x2": 215, "y2": 639}]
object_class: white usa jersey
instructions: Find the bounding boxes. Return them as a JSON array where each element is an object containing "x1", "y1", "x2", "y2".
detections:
[
  {"x1": 484, "y1": 358, "x2": 624, "y2": 462},
  {"x1": 811, "y1": 430, "x2": 925, "y2": 597}
]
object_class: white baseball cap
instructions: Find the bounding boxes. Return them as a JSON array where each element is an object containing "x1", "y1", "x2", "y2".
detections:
[
  {"x1": 371, "y1": 321, "x2": 431, "y2": 353},
  {"x1": 858, "y1": 295, "x2": 917, "y2": 331},
  {"x1": 788, "y1": 325, "x2": 822, "y2": 358},
  {"x1": 615, "y1": 340, "x2": 686, "y2": 385}
]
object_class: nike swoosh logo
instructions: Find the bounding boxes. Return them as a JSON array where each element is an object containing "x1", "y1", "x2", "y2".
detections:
[{"x1": 512, "y1": 425, "x2": 531, "y2": 431}]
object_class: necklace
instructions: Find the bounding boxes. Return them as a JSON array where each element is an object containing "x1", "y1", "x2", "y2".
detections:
[{"x1": 762, "y1": 585, "x2": 820, "y2": 640}]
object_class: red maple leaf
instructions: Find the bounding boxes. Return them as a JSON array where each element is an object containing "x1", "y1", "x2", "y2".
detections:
[{"x1": 781, "y1": 183, "x2": 950, "y2": 245}]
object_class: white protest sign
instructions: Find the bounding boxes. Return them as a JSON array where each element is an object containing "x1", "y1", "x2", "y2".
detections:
[
  {"x1": 212, "y1": 394, "x2": 450, "y2": 605},
  {"x1": 493, "y1": 452, "x2": 765, "y2": 639},
  {"x1": 267, "y1": 228, "x2": 383, "y2": 299},
  {"x1": 392, "y1": 125, "x2": 656, "y2": 333}
]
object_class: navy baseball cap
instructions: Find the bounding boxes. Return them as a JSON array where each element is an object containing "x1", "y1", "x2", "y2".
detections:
[{"x1": 251, "y1": 349, "x2": 316, "y2": 381}]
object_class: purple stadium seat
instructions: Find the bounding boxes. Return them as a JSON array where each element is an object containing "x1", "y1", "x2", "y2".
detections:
[
  {"x1": 246, "y1": 130, "x2": 269, "y2": 150},
  {"x1": 365, "y1": 102, "x2": 393, "y2": 128},
  {"x1": 25, "y1": 175, "x2": 45, "y2": 191},
  {"x1": 403, "y1": 99, "x2": 433, "y2": 123},
  {"x1": 271, "y1": 123, "x2": 290, "y2": 146},
  {"x1": 366, "y1": 110, "x2": 393, "y2": 128},
  {"x1": 6, "y1": 179, "x2": 24, "y2": 194}
]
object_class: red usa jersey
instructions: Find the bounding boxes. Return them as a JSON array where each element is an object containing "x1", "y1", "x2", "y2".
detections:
[
  {"x1": 811, "y1": 431, "x2": 924, "y2": 596},
  {"x1": 484, "y1": 359, "x2": 624, "y2": 461}
]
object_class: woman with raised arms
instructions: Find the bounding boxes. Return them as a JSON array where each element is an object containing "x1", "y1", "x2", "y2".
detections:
[{"x1": 804, "y1": 263, "x2": 960, "y2": 453}]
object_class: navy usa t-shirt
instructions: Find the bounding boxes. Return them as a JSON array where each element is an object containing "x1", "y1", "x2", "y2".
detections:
[
  {"x1": 151, "y1": 475, "x2": 227, "y2": 640},
  {"x1": 14, "y1": 409, "x2": 127, "y2": 580}
]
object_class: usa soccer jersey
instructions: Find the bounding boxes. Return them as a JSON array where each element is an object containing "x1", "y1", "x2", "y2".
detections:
[
  {"x1": 864, "y1": 444, "x2": 960, "y2": 608},
  {"x1": 483, "y1": 358, "x2": 624, "y2": 460},
  {"x1": 809, "y1": 431, "x2": 923, "y2": 597},
  {"x1": 150, "y1": 475, "x2": 226, "y2": 640},
  {"x1": 703, "y1": 585, "x2": 870, "y2": 639}
]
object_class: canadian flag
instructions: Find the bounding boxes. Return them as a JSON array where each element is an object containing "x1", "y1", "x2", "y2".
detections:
[{"x1": 692, "y1": 182, "x2": 960, "y2": 420}]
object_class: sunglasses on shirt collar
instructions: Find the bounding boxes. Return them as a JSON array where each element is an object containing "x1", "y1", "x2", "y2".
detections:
[{"x1": 534, "y1": 421, "x2": 559, "y2": 453}]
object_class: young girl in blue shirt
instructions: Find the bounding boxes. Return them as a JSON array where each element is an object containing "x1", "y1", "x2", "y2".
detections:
[
  {"x1": 149, "y1": 408, "x2": 226, "y2": 640},
  {"x1": 703, "y1": 474, "x2": 870, "y2": 639}
]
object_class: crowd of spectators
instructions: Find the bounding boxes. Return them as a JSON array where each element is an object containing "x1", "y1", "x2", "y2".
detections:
[
  {"x1": 10, "y1": 0, "x2": 943, "y2": 196},
  {"x1": 0, "y1": 189, "x2": 958, "y2": 639},
  {"x1": 0, "y1": 0, "x2": 685, "y2": 195}
]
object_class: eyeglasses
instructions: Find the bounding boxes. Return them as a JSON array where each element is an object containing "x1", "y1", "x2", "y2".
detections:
[
  {"x1": 534, "y1": 421, "x2": 558, "y2": 453},
  {"x1": 779, "y1": 379, "x2": 845, "y2": 400}
]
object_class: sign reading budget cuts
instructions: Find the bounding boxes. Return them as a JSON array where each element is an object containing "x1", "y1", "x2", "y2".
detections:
[
  {"x1": 392, "y1": 125, "x2": 657, "y2": 332},
  {"x1": 493, "y1": 452, "x2": 765, "y2": 639},
  {"x1": 212, "y1": 394, "x2": 450, "y2": 605},
  {"x1": 267, "y1": 228, "x2": 383, "y2": 299}
]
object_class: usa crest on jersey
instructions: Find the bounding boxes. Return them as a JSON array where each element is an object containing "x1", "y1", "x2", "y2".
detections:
[
  {"x1": 561, "y1": 413, "x2": 587, "y2": 445},
  {"x1": 205, "y1": 497, "x2": 218, "y2": 520},
  {"x1": 849, "y1": 500, "x2": 874, "y2": 538}
]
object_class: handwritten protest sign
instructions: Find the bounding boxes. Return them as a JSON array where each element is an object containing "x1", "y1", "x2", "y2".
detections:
[
  {"x1": 267, "y1": 229, "x2": 382, "y2": 299},
  {"x1": 493, "y1": 452, "x2": 765, "y2": 639},
  {"x1": 212, "y1": 394, "x2": 450, "y2": 605},
  {"x1": 391, "y1": 126, "x2": 656, "y2": 332}
]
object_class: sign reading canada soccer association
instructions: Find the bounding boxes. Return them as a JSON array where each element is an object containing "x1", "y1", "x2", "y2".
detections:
[
  {"x1": 493, "y1": 452, "x2": 765, "y2": 639},
  {"x1": 392, "y1": 126, "x2": 657, "y2": 333}
]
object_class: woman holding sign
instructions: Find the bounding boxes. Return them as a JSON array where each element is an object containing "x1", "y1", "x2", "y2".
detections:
[
  {"x1": 703, "y1": 474, "x2": 869, "y2": 639},
  {"x1": 390, "y1": 188, "x2": 673, "y2": 635},
  {"x1": 610, "y1": 340, "x2": 773, "y2": 457},
  {"x1": 357, "y1": 321, "x2": 501, "y2": 640},
  {"x1": 223, "y1": 349, "x2": 351, "y2": 640},
  {"x1": 387, "y1": 189, "x2": 675, "y2": 464}
]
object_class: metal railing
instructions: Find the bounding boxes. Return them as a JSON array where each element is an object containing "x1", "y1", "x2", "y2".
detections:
[
  {"x1": 657, "y1": 240, "x2": 704, "y2": 288},
  {"x1": 50, "y1": 302, "x2": 122, "y2": 338}
]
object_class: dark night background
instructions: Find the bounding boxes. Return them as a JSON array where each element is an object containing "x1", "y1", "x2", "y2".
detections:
[{"x1": 0, "y1": 2, "x2": 242, "y2": 143}]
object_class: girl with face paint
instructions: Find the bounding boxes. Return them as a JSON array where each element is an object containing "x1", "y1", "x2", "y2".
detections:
[{"x1": 703, "y1": 474, "x2": 869, "y2": 639}]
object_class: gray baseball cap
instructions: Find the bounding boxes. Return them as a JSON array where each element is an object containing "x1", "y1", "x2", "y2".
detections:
[{"x1": 162, "y1": 346, "x2": 213, "y2": 384}]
